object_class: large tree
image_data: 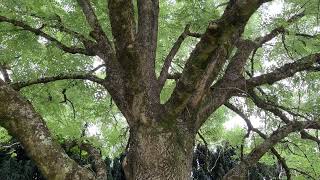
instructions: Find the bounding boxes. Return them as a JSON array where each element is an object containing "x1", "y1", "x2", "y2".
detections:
[{"x1": 1, "y1": 0, "x2": 320, "y2": 179}]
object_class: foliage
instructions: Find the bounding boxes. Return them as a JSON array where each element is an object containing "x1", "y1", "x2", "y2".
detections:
[{"x1": 1, "y1": 0, "x2": 320, "y2": 179}]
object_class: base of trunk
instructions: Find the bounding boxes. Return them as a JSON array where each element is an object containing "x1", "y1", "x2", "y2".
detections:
[{"x1": 124, "y1": 125, "x2": 195, "y2": 180}]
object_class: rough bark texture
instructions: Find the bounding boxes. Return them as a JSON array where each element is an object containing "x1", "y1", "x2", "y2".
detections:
[
  {"x1": 0, "y1": 81, "x2": 95, "y2": 180},
  {"x1": 125, "y1": 123, "x2": 195, "y2": 180},
  {"x1": 1, "y1": 0, "x2": 320, "y2": 179}
]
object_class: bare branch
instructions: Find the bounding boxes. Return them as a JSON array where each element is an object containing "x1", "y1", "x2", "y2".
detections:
[
  {"x1": 186, "y1": 31, "x2": 202, "y2": 38},
  {"x1": 158, "y1": 25, "x2": 191, "y2": 89},
  {"x1": 0, "y1": 16, "x2": 95, "y2": 56},
  {"x1": 89, "y1": 64, "x2": 106, "y2": 74},
  {"x1": 11, "y1": 73, "x2": 104, "y2": 90}
]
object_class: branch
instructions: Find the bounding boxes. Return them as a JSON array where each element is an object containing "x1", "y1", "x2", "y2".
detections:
[
  {"x1": 164, "y1": 0, "x2": 267, "y2": 119},
  {"x1": 223, "y1": 120, "x2": 317, "y2": 179},
  {"x1": 247, "y1": 53, "x2": 320, "y2": 87},
  {"x1": 108, "y1": 0, "x2": 138, "y2": 73},
  {"x1": 76, "y1": 0, "x2": 108, "y2": 43},
  {"x1": 137, "y1": 0, "x2": 159, "y2": 63},
  {"x1": 192, "y1": 21, "x2": 292, "y2": 128},
  {"x1": 48, "y1": 23, "x2": 96, "y2": 48},
  {"x1": 0, "y1": 83, "x2": 95, "y2": 179},
  {"x1": 10, "y1": 73, "x2": 104, "y2": 90},
  {"x1": 107, "y1": 0, "x2": 156, "y2": 114},
  {"x1": 0, "y1": 16, "x2": 94, "y2": 56},
  {"x1": 79, "y1": 143, "x2": 107, "y2": 180},
  {"x1": 225, "y1": 102, "x2": 291, "y2": 179},
  {"x1": 167, "y1": 73, "x2": 181, "y2": 80},
  {"x1": 89, "y1": 64, "x2": 106, "y2": 74},
  {"x1": 134, "y1": 0, "x2": 160, "y2": 100},
  {"x1": 248, "y1": 90, "x2": 320, "y2": 143},
  {"x1": 63, "y1": 140, "x2": 107, "y2": 180},
  {"x1": 291, "y1": 168, "x2": 317, "y2": 180},
  {"x1": 222, "y1": 11, "x2": 303, "y2": 82},
  {"x1": 158, "y1": 25, "x2": 191, "y2": 89},
  {"x1": 186, "y1": 31, "x2": 202, "y2": 38},
  {"x1": 19, "y1": 12, "x2": 96, "y2": 48}
]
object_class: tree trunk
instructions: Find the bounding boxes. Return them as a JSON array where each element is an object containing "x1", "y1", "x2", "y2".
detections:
[
  {"x1": 0, "y1": 82, "x2": 95, "y2": 180},
  {"x1": 124, "y1": 123, "x2": 195, "y2": 180}
]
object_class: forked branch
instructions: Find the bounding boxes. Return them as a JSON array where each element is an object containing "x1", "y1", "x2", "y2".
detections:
[
  {"x1": 164, "y1": 0, "x2": 268, "y2": 119},
  {"x1": 225, "y1": 102, "x2": 291, "y2": 179},
  {"x1": 224, "y1": 120, "x2": 319, "y2": 179},
  {"x1": 248, "y1": 90, "x2": 320, "y2": 144}
]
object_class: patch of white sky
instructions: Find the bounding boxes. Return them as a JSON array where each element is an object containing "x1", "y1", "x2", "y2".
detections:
[{"x1": 54, "y1": 0, "x2": 75, "y2": 12}]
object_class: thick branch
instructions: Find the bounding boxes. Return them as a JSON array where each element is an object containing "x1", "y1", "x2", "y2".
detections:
[
  {"x1": 164, "y1": 0, "x2": 267, "y2": 119},
  {"x1": 108, "y1": 0, "x2": 138, "y2": 75},
  {"x1": 192, "y1": 22, "x2": 289, "y2": 128},
  {"x1": 10, "y1": 73, "x2": 104, "y2": 90},
  {"x1": 0, "y1": 81, "x2": 95, "y2": 179},
  {"x1": 80, "y1": 143, "x2": 107, "y2": 180},
  {"x1": 220, "y1": 12, "x2": 303, "y2": 83},
  {"x1": 107, "y1": 0, "x2": 157, "y2": 122},
  {"x1": 137, "y1": 0, "x2": 159, "y2": 63},
  {"x1": 247, "y1": 53, "x2": 320, "y2": 87},
  {"x1": 63, "y1": 140, "x2": 107, "y2": 180},
  {"x1": 223, "y1": 120, "x2": 317, "y2": 179},
  {"x1": 225, "y1": 102, "x2": 291, "y2": 179},
  {"x1": 0, "y1": 16, "x2": 94, "y2": 56}
]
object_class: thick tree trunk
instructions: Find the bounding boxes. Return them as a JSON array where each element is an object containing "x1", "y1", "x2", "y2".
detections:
[
  {"x1": 0, "y1": 82, "x2": 95, "y2": 180},
  {"x1": 123, "y1": 123, "x2": 195, "y2": 180}
]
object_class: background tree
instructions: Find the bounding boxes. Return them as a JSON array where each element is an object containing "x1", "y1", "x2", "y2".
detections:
[{"x1": 1, "y1": 0, "x2": 320, "y2": 179}]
